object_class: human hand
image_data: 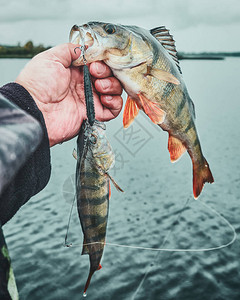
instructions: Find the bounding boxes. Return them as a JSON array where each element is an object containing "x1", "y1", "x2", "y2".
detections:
[{"x1": 16, "y1": 43, "x2": 123, "y2": 147}]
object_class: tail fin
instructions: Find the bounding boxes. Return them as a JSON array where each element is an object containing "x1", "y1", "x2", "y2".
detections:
[
  {"x1": 83, "y1": 265, "x2": 102, "y2": 296},
  {"x1": 83, "y1": 270, "x2": 94, "y2": 297},
  {"x1": 193, "y1": 158, "x2": 214, "y2": 199}
]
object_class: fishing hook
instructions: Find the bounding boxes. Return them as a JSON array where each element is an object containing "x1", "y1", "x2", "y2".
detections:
[{"x1": 74, "y1": 45, "x2": 87, "y2": 65}]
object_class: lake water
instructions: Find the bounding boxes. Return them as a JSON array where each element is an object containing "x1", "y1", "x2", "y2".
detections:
[{"x1": 0, "y1": 58, "x2": 240, "y2": 300}]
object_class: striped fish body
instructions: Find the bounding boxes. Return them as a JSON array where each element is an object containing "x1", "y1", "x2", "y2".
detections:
[
  {"x1": 119, "y1": 35, "x2": 212, "y2": 198},
  {"x1": 76, "y1": 121, "x2": 114, "y2": 294},
  {"x1": 70, "y1": 22, "x2": 214, "y2": 198}
]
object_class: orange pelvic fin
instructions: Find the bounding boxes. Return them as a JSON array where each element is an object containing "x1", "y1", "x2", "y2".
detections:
[
  {"x1": 138, "y1": 93, "x2": 166, "y2": 124},
  {"x1": 168, "y1": 134, "x2": 186, "y2": 162},
  {"x1": 123, "y1": 95, "x2": 140, "y2": 128},
  {"x1": 193, "y1": 158, "x2": 214, "y2": 199}
]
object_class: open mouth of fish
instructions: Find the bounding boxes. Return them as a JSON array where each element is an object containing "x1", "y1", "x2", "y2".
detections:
[{"x1": 69, "y1": 24, "x2": 96, "y2": 56}]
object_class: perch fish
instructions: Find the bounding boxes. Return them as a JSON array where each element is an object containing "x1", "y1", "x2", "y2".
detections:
[
  {"x1": 75, "y1": 120, "x2": 122, "y2": 295},
  {"x1": 70, "y1": 22, "x2": 214, "y2": 198}
]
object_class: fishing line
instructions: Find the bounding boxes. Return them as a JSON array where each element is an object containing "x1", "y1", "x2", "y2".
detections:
[
  {"x1": 130, "y1": 198, "x2": 237, "y2": 300},
  {"x1": 64, "y1": 198, "x2": 237, "y2": 252},
  {"x1": 131, "y1": 197, "x2": 190, "y2": 300},
  {"x1": 64, "y1": 44, "x2": 94, "y2": 247},
  {"x1": 64, "y1": 193, "x2": 77, "y2": 247},
  {"x1": 63, "y1": 195, "x2": 237, "y2": 300}
]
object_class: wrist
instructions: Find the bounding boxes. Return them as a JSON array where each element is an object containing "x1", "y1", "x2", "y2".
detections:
[
  {"x1": 14, "y1": 80, "x2": 55, "y2": 147},
  {"x1": 29, "y1": 101, "x2": 55, "y2": 147},
  {"x1": 0, "y1": 81, "x2": 50, "y2": 149}
]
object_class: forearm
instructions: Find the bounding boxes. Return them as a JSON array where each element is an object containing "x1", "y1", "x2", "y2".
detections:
[{"x1": 0, "y1": 83, "x2": 51, "y2": 225}]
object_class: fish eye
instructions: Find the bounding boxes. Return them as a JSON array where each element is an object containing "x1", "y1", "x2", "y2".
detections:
[{"x1": 104, "y1": 24, "x2": 116, "y2": 34}]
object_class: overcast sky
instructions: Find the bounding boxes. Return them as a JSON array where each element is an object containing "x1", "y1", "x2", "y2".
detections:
[{"x1": 0, "y1": 0, "x2": 240, "y2": 52}]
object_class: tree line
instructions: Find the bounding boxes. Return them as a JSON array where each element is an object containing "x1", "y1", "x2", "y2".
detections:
[{"x1": 0, "y1": 41, "x2": 50, "y2": 58}]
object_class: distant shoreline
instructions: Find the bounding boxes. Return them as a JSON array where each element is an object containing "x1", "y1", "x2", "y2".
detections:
[
  {"x1": 0, "y1": 54, "x2": 226, "y2": 60},
  {"x1": 0, "y1": 42, "x2": 50, "y2": 59},
  {"x1": 0, "y1": 42, "x2": 240, "y2": 60},
  {"x1": 0, "y1": 54, "x2": 33, "y2": 59},
  {"x1": 0, "y1": 53, "x2": 233, "y2": 60},
  {"x1": 178, "y1": 54, "x2": 225, "y2": 60}
]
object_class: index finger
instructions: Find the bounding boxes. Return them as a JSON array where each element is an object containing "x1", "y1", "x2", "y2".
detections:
[{"x1": 89, "y1": 61, "x2": 112, "y2": 78}]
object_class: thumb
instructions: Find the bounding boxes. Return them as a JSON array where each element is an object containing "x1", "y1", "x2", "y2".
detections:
[{"x1": 42, "y1": 43, "x2": 81, "y2": 68}]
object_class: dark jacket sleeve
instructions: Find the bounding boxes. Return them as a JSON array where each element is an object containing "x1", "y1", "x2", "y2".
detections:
[{"x1": 0, "y1": 83, "x2": 51, "y2": 225}]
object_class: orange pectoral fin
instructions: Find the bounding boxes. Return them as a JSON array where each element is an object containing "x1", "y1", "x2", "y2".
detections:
[
  {"x1": 123, "y1": 96, "x2": 140, "y2": 128},
  {"x1": 138, "y1": 93, "x2": 166, "y2": 124},
  {"x1": 168, "y1": 134, "x2": 186, "y2": 162}
]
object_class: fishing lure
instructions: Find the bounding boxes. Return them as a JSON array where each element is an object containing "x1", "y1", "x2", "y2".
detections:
[{"x1": 74, "y1": 44, "x2": 95, "y2": 125}]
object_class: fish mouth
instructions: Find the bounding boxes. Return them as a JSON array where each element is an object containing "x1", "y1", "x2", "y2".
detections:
[{"x1": 69, "y1": 24, "x2": 97, "y2": 65}]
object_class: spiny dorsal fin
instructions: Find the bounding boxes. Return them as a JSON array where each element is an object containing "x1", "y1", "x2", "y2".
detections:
[{"x1": 150, "y1": 26, "x2": 182, "y2": 74}]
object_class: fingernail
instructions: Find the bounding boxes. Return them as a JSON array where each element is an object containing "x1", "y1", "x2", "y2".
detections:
[
  {"x1": 105, "y1": 96, "x2": 113, "y2": 101},
  {"x1": 95, "y1": 62, "x2": 106, "y2": 75},
  {"x1": 100, "y1": 79, "x2": 111, "y2": 90}
]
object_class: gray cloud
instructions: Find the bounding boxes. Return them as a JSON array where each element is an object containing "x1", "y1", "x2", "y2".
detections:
[
  {"x1": 171, "y1": 0, "x2": 240, "y2": 28},
  {"x1": 0, "y1": 0, "x2": 240, "y2": 51},
  {"x1": 0, "y1": 0, "x2": 70, "y2": 22},
  {"x1": 68, "y1": 0, "x2": 240, "y2": 28},
  {"x1": 1, "y1": 0, "x2": 239, "y2": 26}
]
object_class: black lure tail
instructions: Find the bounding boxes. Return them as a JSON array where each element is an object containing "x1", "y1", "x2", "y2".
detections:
[{"x1": 83, "y1": 64, "x2": 95, "y2": 126}]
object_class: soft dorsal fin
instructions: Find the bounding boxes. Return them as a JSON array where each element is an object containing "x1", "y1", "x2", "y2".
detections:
[{"x1": 150, "y1": 26, "x2": 182, "y2": 74}]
